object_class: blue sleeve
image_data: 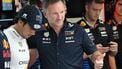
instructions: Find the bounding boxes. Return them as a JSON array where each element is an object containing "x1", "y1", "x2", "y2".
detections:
[{"x1": 81, "y1": 28, "x2": 97, "y2": 55}]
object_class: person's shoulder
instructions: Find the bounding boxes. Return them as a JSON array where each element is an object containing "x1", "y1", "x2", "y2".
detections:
[
  {"x1": 66, "y1": 21, "x2": 83, "y2": 28},
  {"x1": 66, "y1": 21, "x2": 85, "y2": 32},
  {"x1": 3, "y1": 26, "x2": 13, "y2": 32},
  {"x1": 3, "y1": 27, "x2": 13, "y2": 36},
  {"x1": 0, "y1": 30, "x2": 4, "y2": 37}
]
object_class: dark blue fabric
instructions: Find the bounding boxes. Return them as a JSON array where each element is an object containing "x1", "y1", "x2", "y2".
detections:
[
  {"x1": 30, "y1": 58, "x2": 42, "y2": 69},
  {"x1": 0, "y1": 30, "x2": 10, "y2": 69},
  {"x1": 77, "y1": 17, "x2": 113, "y2": 69},
  {"x1": 27, "y1": 21, "x2": 96, "y2": 69},
  {"x1": 108, "y1": 18, "x2": 122, "y2": 69},
  {"x1": 83, "y1": 59, "x2": 91, "y2": 69}
]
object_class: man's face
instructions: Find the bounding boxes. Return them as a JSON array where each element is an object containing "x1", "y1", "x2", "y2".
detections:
[
  {"x1": 115, "y1": 0, "x2": 122, "y2": 16},
  {"x1": 44, "y1": 1, "x2": 66, "y2": 27},
  {"x1": 85, "y1": 1, "x2": 104, "y2": 21},
  {"x1": 19, "y1": 21, "x2": 36, "y2": 39}
]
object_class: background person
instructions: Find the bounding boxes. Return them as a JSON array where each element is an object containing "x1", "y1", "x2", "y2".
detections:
[
  {"x1": 77, "y1": 0, "x2": 118, "y2": 69},
  {"x1": 107, "y1": 0, "x2": 122, "y2": 69}
]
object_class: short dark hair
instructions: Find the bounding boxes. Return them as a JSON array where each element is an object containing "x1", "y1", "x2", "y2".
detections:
[
  {"x1": 85, "y1": 0, "x2": 104, "y2": 5},
  {"x1": 29, "y1": 0, "x2": 39, "y2": 5},
  {"x1": 115, "y1": 0, "x2": 122, "y2": 5},
  {"x1": 14, "y1": 16, "x2": 28, "y2": 24},
  {"x1": 42, "y1": 0, "x2": 66, "y2": 10}
]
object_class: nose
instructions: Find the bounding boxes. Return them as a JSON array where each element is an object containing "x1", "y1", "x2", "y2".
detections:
[
  {"x1": 57, "y1": 13, "x2": 62, "y2": 20},
  {"x1": 96, "y1": 10, "x2": 101, "y2": 16}
]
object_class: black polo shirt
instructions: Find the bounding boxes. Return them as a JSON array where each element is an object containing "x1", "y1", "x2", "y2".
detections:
[
  {"x1": 77, "y1": 17, "x2": 113, "y2": 69},
  {"x1": 27, "y1": 21, "x2": 96, "y2": 69},
  {"x1": 0, "y1": 30, "x2": 10, "y2": 69},
  {"x1": 108, "y1": 18, "x2": 122, "y2": 69},
  {"x1": 77, "y1": 17, "x2": 113, "y2": 45}
]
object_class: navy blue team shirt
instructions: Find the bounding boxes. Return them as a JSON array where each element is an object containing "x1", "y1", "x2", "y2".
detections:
[
  {"x1": 27, "y1": 21, "x2": 97, "y2": 69},
  {"x1": 0, "y1": 30, "x2": 10, "y2": 69}
]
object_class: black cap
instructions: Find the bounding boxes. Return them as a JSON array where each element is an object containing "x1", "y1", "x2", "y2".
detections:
[{"x1": 16, "y1": 5, "x2": 43, "y2": 30}]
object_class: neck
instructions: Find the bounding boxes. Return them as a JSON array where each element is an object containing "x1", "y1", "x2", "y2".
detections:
[
  {"x1": 85, "y1": 16, "x2": 96, "y2": 28},
  {"x1": 50, "y1": 23, "x2": 63, "y2": 35},
  {"x1": 13, "y1": 24, "x2": 23, "y2": 37}
]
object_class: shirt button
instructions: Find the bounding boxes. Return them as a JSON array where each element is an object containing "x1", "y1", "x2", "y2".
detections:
[
  {"x1": 58, "y1": 62, "x2": 60, "y2": 65},
  {"x1": 57, "y1": 52, "x2": 60, "y2": 55}
]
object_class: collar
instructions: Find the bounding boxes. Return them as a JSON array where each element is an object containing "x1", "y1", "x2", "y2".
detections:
[
  {"x1": 9, "y1": 26, "x2": 24, "y2": 40},
  {"x1": 111, "y1": 18, "x2": 122, "y2": 26},
  {"x1": 44, "y1": 20, "x2": 69, "y2": 31},
  {"x1": 81, "y1": 17, "x2": 101, "y2": 28}
]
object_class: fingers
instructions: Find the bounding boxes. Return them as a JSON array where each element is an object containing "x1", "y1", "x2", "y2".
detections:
[
  {"x1": 96, "y1": 44, "x2": 109, "y2": 53},
  {"x1": 94, "y1": 62, "x2": 103, "y2": 69},
  {"x1": 109, "y1": 42, "x2": 118, "y2": 50},
  {"x1": 109, "y1": 41, "x2": 118, "y2": 56}
]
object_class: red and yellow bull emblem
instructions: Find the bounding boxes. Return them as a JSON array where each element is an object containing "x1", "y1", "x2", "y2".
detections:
[
  {"x1": 2, "y1": 39, "x2": 10, "y2": 49},
  {"x1": 80, "y1": 21, "x2": 86, "y2": 27}
]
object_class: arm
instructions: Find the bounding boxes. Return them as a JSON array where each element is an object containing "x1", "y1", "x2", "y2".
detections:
[
  {"x1": 83, "y1": 52, "x2": 89, "y2": 59},
  {"x1": 28, "y1": 49, "x2": 38, "y2": 68},
  {"x1": 109, "y1": 55, "x2": 117, "y2": 69}
]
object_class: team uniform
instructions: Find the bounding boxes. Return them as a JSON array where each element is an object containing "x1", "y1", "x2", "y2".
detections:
[
  {"x1": 3, "y1": 26, "x2": 30, "y2": 69},
  {"x1": 0, "y1": 30, "x2": 10, "y2": 69},
  {"x1": 77, "y1": 17, "x2": 113, "y2": 69},
  {"x1": 108, "y1": 18, "x2": 122, "y2": 69},
  {"x1": 27, "y1": 21, "x2": 97, "y2": 69}
]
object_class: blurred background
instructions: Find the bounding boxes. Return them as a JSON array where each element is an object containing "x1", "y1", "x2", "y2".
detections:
[{"x1": 0, "y1": 0, "x2": 114, "y2": 29}]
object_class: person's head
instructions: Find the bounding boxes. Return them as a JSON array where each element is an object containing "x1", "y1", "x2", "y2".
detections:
[
  {"x1": 42, "y1": 0, "x2": 67, "y2": 27},
  {"x1": 114, "y1": 0, "x2": 122, "y2": 17},
  {"x1": 85, "y1": 0, "x2": 104, "y2": 22},
  {"x1": 15, "y1": 0, "x2": 22, "y2": 12},
  {"x1": 29, "y1": 0, "x2": 42, "y2": 8},
  {"x1": 14, "y1": 5, "x2": 43, "y2": 39}
]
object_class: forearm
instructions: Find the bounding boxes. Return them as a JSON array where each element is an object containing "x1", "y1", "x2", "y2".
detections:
[
  {"x1": 89, "y1": 51, "x2": 102, "y2": 62},
  {"x1": 28, "y1": 49, "x2": 39, "y2": 68},
  {"x1": 109, "y1": 55, "x2": 117, "y2": 69},
  {"x1": 83, "y1": 52, "x2": 89, "y2": 59}
]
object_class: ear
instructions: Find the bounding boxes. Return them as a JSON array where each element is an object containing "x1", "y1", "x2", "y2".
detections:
[
  {"x1": 43, "y1": 11, "x2": 47, "y2": 19},
  {"x1": 18, "y1": 19, "x2": 25, "y2": 27},
  {"x1": 85, "y1": 5, "x2": 89, "y2": 12}
]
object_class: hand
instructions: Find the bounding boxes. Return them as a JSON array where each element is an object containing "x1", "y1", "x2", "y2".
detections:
[
  {"x1": 96, "y1": 44, "x2": 109, "y2": 54},
  {"x1": 109, "y1": 41, "x2": 118, "y2": 56},
  {"x1": 94, "y1": 53, "x2": 105, "y2": 69}
]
